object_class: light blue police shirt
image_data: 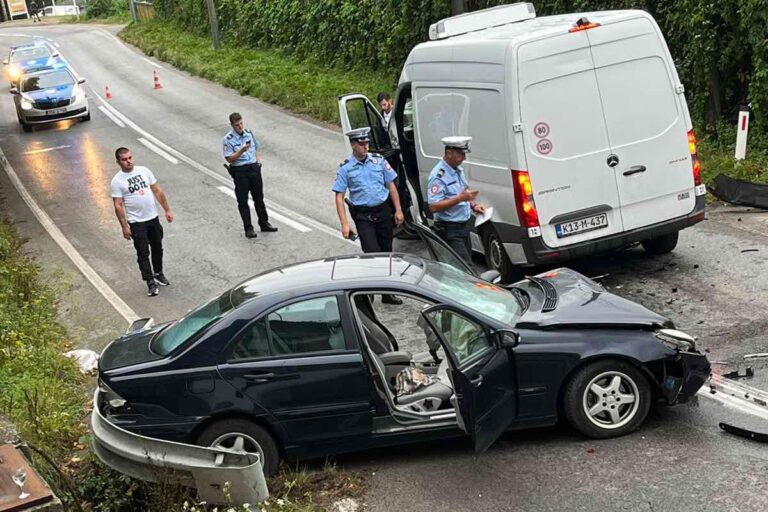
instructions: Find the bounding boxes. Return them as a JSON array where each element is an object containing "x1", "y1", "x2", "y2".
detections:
[
  {"x1": 427, "y1": 159, "x2": 471, "y2": 222},
  {"x1": 331, "y1": 153, "x2": 398, "y2": 207},
  {"x1": 222, "y1": 129, "x2": 261, "y2": 167}
]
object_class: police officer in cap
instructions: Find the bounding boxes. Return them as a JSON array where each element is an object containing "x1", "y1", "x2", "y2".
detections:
[
  {"x1": 333, "y1": 127, "x2": 405, "y2": 304},
  {"x1": 223, "y1": 112, "x2": 278, "y2": 238},
  {"x1": 427, "y1": 136, "x2": 486, "y2": 263}
]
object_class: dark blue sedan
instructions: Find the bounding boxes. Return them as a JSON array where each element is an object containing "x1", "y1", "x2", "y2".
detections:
[{"x1": 95, "y1": 226, "x2": 710, "y2": 475}]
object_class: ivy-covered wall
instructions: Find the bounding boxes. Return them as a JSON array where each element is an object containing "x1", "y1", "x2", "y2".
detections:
[{"x1": 151, "y1": 0, "x2": 764, "y2": 133}]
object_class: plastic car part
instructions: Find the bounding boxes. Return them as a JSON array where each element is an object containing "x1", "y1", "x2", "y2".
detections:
[{"x1": 719, "y1": 422, "x2": 768, "y2": 443}]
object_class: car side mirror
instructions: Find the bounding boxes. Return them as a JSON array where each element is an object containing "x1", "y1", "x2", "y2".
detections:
[
  {"x1": 9, "y1": 87, "x2": 19, "y2": 95},
  {"x1": 480, "y1": 269, "x2": 501, "y2": 283},
  {"x1": 77, "y1": 77, "x2": 86, "y2": 84},
  {"x1": 496, "y1": 329, "x2": 520, "y2": 348}
]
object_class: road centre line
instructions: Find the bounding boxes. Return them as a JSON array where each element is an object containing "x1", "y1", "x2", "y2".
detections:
[
  {"x1": 0, "y1": 146, "x2": 139, "y2": 324},
  {"x1": 216, "y1": 187, "x2": 311, "y2": 233},
  {"x1": 90, "y1": 89, "x2": 359, "y2": 247},
  {"x1": 98, "y1": 105, "x2": 125, "y2": 128},
  {"x1": 24, "y1": 144, "x2": 70, "y2": 155},
  {"x1": 138, "y1": 137, "x2": 179, "y2": 164}
]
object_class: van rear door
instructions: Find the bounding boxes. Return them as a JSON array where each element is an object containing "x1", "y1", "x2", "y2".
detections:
[
  {"x1": 517, "y1": 32, "x2": 623, "y2": 249},
  {"x1": 586, "y1": 16, "x2": 695, "y2": 231}
]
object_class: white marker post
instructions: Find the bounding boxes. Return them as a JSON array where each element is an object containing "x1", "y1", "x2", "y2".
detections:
[{"x1": 735, "y1": 104, "x2": 750, "y2": 160}]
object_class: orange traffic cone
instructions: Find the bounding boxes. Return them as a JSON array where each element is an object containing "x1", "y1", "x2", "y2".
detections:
[
  {"x1": 105, "y1": 85, "x2": 112, "y2": 100},
  {"x1": 153, "y1": 70, "x2": 162, "y2": 90}
]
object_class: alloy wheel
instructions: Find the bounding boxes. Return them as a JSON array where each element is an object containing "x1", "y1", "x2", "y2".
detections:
[
  {"x1": 582, "y1": 371, "x2": 640, "y2": 430},
  {"x1": 210, "y1": 431, "x2": 265, "y2": 463}
]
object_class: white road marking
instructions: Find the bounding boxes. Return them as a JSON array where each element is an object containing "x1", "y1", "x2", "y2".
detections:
[
  {"x1": 138, "y1": 137, "x2": 179, "y2": 164},
  {"x1": 0, "y1": 147, "x2": 138, "y2": 324},
  {"x1": 216, "y1": 186, "x2": 311, "y2": 233},
  {"x1": 141, "y1": 57, "x2": 163, "y2": 69},
  {"x1": 24, "y1": 144, "x2": 70, "y2": 155},
  {"x1": 98, "y1": 105, "x2": 125, "y2": 128},
  {"x1": 91, "y1": 90, "x2": 359, "y2": 247}
]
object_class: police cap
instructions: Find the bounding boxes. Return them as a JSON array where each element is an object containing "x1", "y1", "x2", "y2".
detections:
[
  {"x1": 345, "y1": 127, "x2": 371, "y2": 143},
  {"x1": 442, "y1": 136, "x2": 472, "y2": 153}
]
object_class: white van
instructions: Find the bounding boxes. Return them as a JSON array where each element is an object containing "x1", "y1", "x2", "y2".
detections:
[{"x1": 338, "y1": 2, "x2": 706, "y2": 282}]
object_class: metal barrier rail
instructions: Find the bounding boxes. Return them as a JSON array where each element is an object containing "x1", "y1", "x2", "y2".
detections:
[{"x1": 90, "y1": 389, "x2": 269, "y2": 505}]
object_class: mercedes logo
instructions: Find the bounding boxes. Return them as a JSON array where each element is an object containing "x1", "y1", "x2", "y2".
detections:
[{"x1": 606, "y1": 154, "x2": 619, "y2": 168}]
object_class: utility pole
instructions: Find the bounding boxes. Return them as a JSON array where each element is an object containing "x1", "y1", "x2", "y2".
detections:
[
  {"x1": 205, "y1": 0, "x2": 221, "y2": 50},
  {"x1": 451, "y1": 0, "x2": 465, "y2": 16}
]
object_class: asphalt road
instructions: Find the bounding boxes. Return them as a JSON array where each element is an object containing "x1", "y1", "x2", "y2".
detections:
[{"x1": 0, "y1": 22, "x2": 766, "y2": 512}]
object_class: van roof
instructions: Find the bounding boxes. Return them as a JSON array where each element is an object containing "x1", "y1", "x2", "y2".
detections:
[{"x1": 407, "y1": 10, "x2": 652, "y2": 64}]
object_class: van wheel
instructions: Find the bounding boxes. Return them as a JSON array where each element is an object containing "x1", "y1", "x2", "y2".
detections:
[
  {"x1": 563, "y1": 359, "x2": 651, "y2": 439},
  {"x1": 641, "y1": 232, "x2": 678, "y2": 255},
  {"x1": 482, "y1": 226, "x2": 520, "y2": 283},
  {"x1": 196, "y1": 419, "x2": 279, "y2": 476}
]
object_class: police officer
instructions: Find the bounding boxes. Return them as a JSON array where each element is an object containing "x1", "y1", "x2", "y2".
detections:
[
  {"x1": 223, "y1": 112, "x2": 278, "y2": 238},
  {"x1": 427, "y1": 136, "x2": 486, "y2": 263},
  {"x1": 333, "y1": 127, "x2": 405, "y2": 304}
]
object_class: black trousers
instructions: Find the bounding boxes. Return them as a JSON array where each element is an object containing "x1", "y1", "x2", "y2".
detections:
[
  {"x1": 231, "y1": 163, "x2": 268, "y2": 231},
  {"x1": 353, "y1": 202, "x2": 394, "y2": 253},
  {"x1": 434, "y1": 220, "x2": 472, "y2": 263},
  {"x1": 129, "y1": 217, "x2": 164, "y2": 282}
]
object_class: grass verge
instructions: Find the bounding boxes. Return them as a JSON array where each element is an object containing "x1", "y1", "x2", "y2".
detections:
[
  {"x1": 63, "y1": 12, "x2": 131, "y2": 24},
  {"x1": 120, "y1": 20, "x2": 393, "y2": 125}
]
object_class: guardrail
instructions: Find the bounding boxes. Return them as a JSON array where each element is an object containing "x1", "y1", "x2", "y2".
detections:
[{"x1": 90, "y1": 389, "x2": 269, "y2": 505}]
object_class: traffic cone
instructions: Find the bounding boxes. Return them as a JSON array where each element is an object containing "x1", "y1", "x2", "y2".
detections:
[
  {"x1": 153, "y1": 70, "x2": 162, "y2": 90},
  {"x1": 105, "y1": 85, "x2": 112, "y2": 100}
]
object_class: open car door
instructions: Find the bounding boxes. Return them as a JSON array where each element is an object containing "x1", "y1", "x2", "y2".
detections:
[
  {"x1": 420, "y1": 305, "x2": 517, "y2": 453},
  {"x1": 338, "y1": 93, "x2": 395, "y2": 158}
]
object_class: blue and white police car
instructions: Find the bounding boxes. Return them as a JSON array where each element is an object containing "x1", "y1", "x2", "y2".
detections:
[
  {"x1": 12, "y1": 67, "x2": 89, "y2": 132},
  {"x1": 3, "y1": 41, "x2": 65, "y2": 86}
]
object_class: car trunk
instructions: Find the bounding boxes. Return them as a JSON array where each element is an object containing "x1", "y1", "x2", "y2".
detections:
[{"x1": 99, "y1": 324, "x2": 169, "y2": 371}]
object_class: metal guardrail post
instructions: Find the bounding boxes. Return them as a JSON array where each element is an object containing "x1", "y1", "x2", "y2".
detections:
[{"x1": 128, "y1": 0, "x2": 138, "y2": 22}]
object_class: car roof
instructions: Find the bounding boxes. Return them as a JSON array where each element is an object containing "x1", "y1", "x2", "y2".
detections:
[{"x1": 230, "y1": 253, "x2": 426, "y2": 306}]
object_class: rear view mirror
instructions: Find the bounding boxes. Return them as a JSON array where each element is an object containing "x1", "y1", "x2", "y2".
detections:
[
  {"x1": 496, "y1": 329, "x2": 520, "y2": 348},
  {"x1": 9, "y1": 87, "x2": 19, "y2": 94}
]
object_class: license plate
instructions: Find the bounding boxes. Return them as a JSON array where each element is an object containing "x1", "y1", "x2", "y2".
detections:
[
  {"x1": 45, "y1": 107, "x2": 67, "y2": 115},
  {"x1": 555, "y1": 213, "x2": 608, "y2": 238}
]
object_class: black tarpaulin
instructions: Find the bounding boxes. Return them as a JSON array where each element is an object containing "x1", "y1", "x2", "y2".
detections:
[{"x1": 710, "y1": 174, "x2": 768, "y2": 209}]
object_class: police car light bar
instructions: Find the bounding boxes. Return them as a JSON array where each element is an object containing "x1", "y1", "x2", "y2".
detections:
[{"x1": 428, "y1": 2, "x2": 536, "y2": 41}]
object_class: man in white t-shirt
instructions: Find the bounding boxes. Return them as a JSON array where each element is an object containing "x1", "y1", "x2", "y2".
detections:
[{"x1": 111, "y1": 147, "x2": 174, "y2": 297}]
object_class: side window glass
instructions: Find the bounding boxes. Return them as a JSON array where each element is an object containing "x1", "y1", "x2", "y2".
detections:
[
  {"x1": 231, "y1": 318, "x2": 270, "y2": 360},
  {"x1": 267, "y1": 296, "x2": 345, "y2": 355},
  {"x1": 425, "y1": 309, "x2": 491, "y2": 366}
]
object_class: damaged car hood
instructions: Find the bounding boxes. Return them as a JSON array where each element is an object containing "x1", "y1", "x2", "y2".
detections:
[{"x1": 512, "y1": 268, "x2": 671, "y2": 329}]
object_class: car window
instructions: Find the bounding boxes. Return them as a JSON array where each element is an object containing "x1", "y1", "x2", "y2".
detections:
[
  {"x1": 424, "y1": 309, "x2": 492, "y2": 367},
  {"x1": 420, "y1": 262, "x2": 521, "y2": 325},
  {"x1": 11, "y1": 46, "x2": 49, "y2": 62},
  {"x1": 231, "y1": 296, "x2": 345, "y2": 360},
  {"x1": 21, "y1": 70, "x2": 74, "y2": 92},
  {"x1": 151, "y1": 291, "x2": 233, "y2": 356}
]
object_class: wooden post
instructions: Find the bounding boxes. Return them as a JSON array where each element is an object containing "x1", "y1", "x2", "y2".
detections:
[
  {"x1": 205, "y1": 0, "x2": 221, "y2": 50},
  {"x1": 128, "y1": 0, "x2": 137, "y2": 22}
]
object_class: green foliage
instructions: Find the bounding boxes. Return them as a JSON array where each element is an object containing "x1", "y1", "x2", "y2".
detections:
[
  {"x1": 121, "y1": 20, "x2": 392, "y2": 124},
  {"x1": 86, "y1": 0, "x2": 130, "y2": 20},
  {"x1": 147, "y1": 0, "x2": 768, "y2": 139}
]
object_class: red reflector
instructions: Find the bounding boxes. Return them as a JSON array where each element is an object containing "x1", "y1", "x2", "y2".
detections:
[
  {"x1": 512, "y1": 170, "x2": 540, "y2": 228},
  {"x1": 569, "y1": 22, "x2": 601, "y2": 33}
]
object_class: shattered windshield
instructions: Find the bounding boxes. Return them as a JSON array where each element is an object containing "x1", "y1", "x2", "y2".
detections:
[
  {"x1": 151, "y1": 291, "x2": 233, "y2": 355},
  {"x1": 420, "y1": 261, "x2": 521, "y2": 325}
]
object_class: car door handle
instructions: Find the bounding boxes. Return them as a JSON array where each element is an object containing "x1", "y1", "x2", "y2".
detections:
[
  {"x1": 243, "y1": 372, "x2": 298, "y2": 383},
  {"x1": 622, "y1": 165, "x2": 647, "y2": 176},
  {"x1": 470, "y1": 375, "x2": 484, "y2": 388}
]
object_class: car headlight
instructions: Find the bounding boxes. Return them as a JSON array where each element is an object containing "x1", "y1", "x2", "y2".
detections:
[
  {"x1": 8, "y1": 65, "x2": 20, "y2": 79},
  {"x1": 655, "y1": 328, "x2": 696, "y2": 352},
  {"x1": 74, "y1": 89, "x2": 85, "y2": 102},
  {"x1": 20, "y1": 99, "x2": 33, "y2": 110}
]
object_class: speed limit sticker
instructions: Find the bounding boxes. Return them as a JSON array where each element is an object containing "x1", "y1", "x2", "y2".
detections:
[
  {"x1": 536, "y1": 138, "x2": 553, "y2": 155},
  {"x1": 533, "y1": 122, "x2": 550, "y2": 138}
]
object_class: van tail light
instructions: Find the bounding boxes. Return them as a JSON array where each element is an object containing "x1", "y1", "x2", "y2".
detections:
[
  {"x1": 688, "y1": 130, "x2": 702, "y2": 186},
  {"x1": 512, "y1": 170, "x2": 540, "y2": 228}
]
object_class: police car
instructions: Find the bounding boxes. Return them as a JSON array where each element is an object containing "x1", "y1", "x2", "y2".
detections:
[
  {"x1": 3, "y1": 41, "x2": 65, "y2": 86},
  {"x1": 11, "y1": 67, "x2": 89, "y2": 132}
]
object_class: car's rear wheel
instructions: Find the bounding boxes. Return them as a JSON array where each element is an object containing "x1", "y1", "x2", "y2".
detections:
[
  {"x1": 196, "y1": 419, "x2": 279, "y2": 476},
  {"x1": 641, "y1": 232, "x2": 678, "y2": 255},
  {"x1": 482, "y1": 225, "x2": 520, "y2": 283},
  {"x1": 563, "y1": 359, "x2": 651, "y2": 439}
]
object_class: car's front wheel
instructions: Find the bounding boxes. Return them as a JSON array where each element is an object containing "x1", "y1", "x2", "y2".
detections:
[
  {"x1": 563, "y1": 359, "x2": 651, "y2": 439},
  {"x1": 196, "y1": 419, "x2": 279, "y2": 476},
  {"x1": 20, "y1": 120, "x2": 31, "y2": 133},
  {"x1": 641, "y1": 232, "x2": 678, "y2": 255},
  {"x1": 81, "y1": 112, "x2": 91, "y2": 122}
]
